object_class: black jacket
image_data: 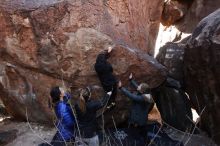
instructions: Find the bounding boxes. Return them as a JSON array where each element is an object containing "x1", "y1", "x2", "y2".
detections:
[
  {"x1": 75, "y1": 94, "x2": 110, "y2": 138},
  {"x1": 94, "y1": 52, "x2": 117, "y2": 88}
]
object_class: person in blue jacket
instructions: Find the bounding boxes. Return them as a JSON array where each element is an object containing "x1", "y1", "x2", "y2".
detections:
[
  {"x1": 118, "y1": 73, "x2": 154, "y2": 145},
  {"x1": 50, "y1": 86, "x2": 76, "y2": 146}
]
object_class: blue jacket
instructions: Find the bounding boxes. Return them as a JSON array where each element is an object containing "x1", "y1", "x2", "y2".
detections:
[
  {"x1": 120, "y1": 80, "x2": 152, "y2": 126},
  {"x1": 54, "y1": 93, "x2": 75, "y2": 141}
]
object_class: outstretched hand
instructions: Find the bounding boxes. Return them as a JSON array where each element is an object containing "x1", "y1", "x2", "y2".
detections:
[
  {"x1": 129, "y1": 73, "x2": 133, "y2": 80},
  {"x1": 107, "y1": 91, "x2": 112, "y2": 96},
  {"x1": 118, "y1": 81, "x2": 122, "y2": 88}
]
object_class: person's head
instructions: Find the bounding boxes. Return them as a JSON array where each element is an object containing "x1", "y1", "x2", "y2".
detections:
[
  {"x1": 96, "y1": 53, "x2": 107, "y2": 63},
  {"x1": 78, "y1": 87, "x2": 91, "y2": 113},
  {"x1": 50, "y1": 86, "x2": 65, "y2": 103},
  {"x1": 137, "y1": 83, "x2": 150, "y2": 93}
]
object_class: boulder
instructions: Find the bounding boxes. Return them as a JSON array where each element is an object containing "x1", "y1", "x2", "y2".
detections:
[
  {"x1": 156, "y1": 42, "x2": 185, "y2": 86},
  {"x1": 184, "y1": 9, "x2": 220, "y2": 144},
  {"x1": 0, "y1": 63, "x2": 62, "y2": 123},
  {"x1": 175, "y1": 0, "x2": 220, "y2": 33},
  {"x1": 155, "y1": 42, "x2": 193, "y2": 131},
  {"x1": 0, "y1": 0, "x2": 166, "y2": 125},
  {"x1": 0, "y1": 43, "x2": 167, "y2": 125},
  {"x1": 152, "y1": 77, "x2": 193, "y2": 131},
  {"x1": 0, "y1": 0, "x2": 163, "y2": 54},
  {"x1": 161, "y1": 0, "x2": 220, "y2": 33},
  {"x1": 161, "y1": 0, "x2": 187, "y2": 26}
]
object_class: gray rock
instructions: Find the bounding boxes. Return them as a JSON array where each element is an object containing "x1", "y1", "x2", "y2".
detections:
[{"x1": 184, "y1": 9, "x2": 220, "y2": 144}]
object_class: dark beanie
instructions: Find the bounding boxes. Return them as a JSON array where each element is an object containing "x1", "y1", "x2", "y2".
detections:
[{"x1": 50, "y1": 86, "x2": 61, "y2": 103}]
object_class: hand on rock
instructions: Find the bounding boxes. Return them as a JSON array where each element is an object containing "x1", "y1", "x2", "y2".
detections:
[
  {"x1": 107, "y1": 46, "x2": 113, "y2": 53},
  {"x1": 129, "y1": 73, "x2": 133, "y2": 80}
]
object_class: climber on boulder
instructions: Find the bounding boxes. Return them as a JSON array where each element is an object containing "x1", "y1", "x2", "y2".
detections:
[
  {"x1": 75, "y1": 87, "x2": 112, "y2": 146},
  {"x1": 94, "y1": 46, "x2": 118, "y2": 110},
  {"x1": 118, "y1": 73, "x2": 154, "y2": 145},
  {"x1": 49, "y1": 86, "x2": 76, "y2": 146}
]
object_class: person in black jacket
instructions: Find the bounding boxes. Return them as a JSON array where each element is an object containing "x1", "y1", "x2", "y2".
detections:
[
  {"x1": 94, "y1": 46, "x2": 117, "y2": 109},
  {"x1": 75, "y1": 87, "x2": 112, "y2": 146},
  {"x1": 118, "y1": 74, "x2": 154, "y2": 145}
]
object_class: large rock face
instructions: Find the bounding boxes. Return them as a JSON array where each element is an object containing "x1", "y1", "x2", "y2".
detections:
[
  {"x1": 0, "y1": 0, "x2": 166, "y2": 124},
  {"x1": 184, "y1": 9, "x2": 220, "y2": 144},
  {"x1": 152, "y1": 78, "x2": 193, "y2": 131},
  {"x1": 175, "y1": 0, "x2": 220, "y2": 33},
  {"x1": 0, "y1": 0, "x2": 163, "y2": 54},
  {"x1": 155, "y1": 42, "x2": 193, "y2": 131}
]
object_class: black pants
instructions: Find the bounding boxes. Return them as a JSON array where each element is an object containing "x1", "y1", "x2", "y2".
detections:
[
  {"x1": 51, "y1": 132, "x2": 75, "y2": 146},
  {"x1": 102, "y1": 83, "x2": 117, "y2": 105},
  {"x1": 38, "y1": 133, "x2": 75, "y2": 146},
  {"x1": 129, "y1": 124, "x2": 149, "y2": 145}
]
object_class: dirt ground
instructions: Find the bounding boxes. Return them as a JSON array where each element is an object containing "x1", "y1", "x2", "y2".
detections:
[
  {"x1": 0, "y1": 105, "x2": 216, "y2": 146},
  {"x1": 0, "y1": 117, "x2": 217, "y2": 146},
  {"x1": 0, "y1": 119, "x2": 56, "y2": 146}
]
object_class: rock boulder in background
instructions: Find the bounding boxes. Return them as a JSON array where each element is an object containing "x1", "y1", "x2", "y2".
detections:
[
  {"x1": 156, "y1": 42, "x2": 185, "y2": 85},
  {"x1": 175, "y1": 0, "x2": 220, "y2": 33},
  {"x1": 161, "y1": 0, "x2": 187, "y2": 26},
  {"x1": 184, "y1": 9, "x2": 220, "y2": 144},
  {"x1": 0, "y1": 0, "x2": 166, "y2": 125}
]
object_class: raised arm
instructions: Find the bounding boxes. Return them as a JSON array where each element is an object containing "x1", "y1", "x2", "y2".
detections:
[
  {"x1": 130, "y1": 79, "x2": 139, "y2": 89},
  {"x1": 128, "y1": 73, "x2": 139, "y2": 89},
  {"x1": 120, "y1": 87, "x2": 145, "y2": 102},
  {"x1": 63, "y1": 92, "x2": 72, "y2": 102}
]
